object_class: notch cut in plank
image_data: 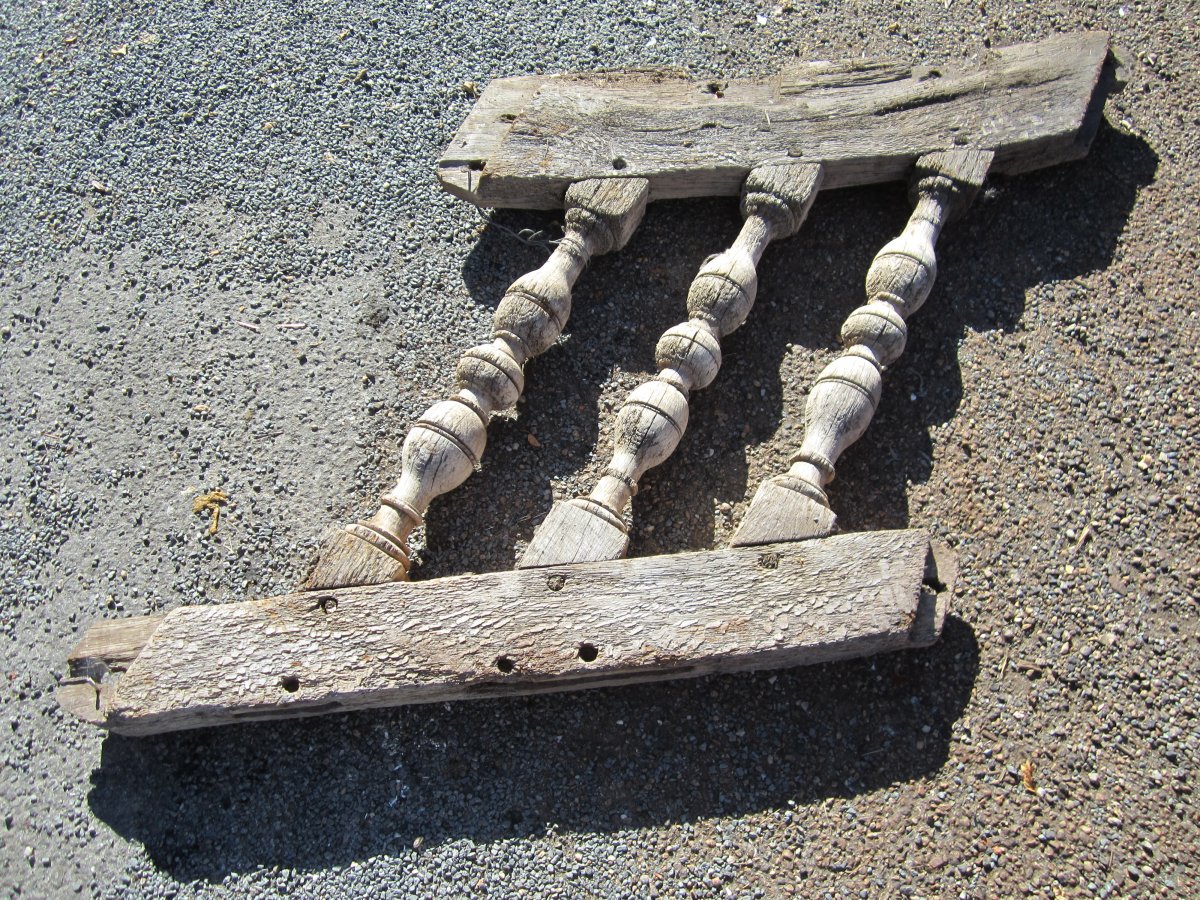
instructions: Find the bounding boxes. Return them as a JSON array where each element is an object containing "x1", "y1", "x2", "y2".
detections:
[
  {"x1": 438, "y1": 31, "x2": 1118, "y2": 208},
  {"x1": 57, "y1": 529, "x2": 953, "y2": 736}
]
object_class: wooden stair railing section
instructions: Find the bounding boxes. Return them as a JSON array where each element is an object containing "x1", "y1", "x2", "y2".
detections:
[
  {"x1": 519, "y1": 163, "x2": 823, "y2": 568},
  {"x1": 55, "y1": 34, "x2": 1120, "y2": 735},
  {"x1": 305, "y1": 178, "x2": 649, "y2": 590},
  {"x1": 732, "y1": 148, "x2": 992, "y2": 546}
]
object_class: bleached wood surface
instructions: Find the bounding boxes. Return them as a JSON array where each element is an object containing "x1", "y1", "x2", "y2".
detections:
[
  {"x1": 438, "y1": 32, "x2": 1112, "y2": 208},
  {"x1": 58, "y1": 529, "x2": 953, "y2": 736}
]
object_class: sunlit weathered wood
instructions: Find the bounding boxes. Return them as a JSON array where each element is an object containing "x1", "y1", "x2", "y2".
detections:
[
  {"x1": 438, "y1": 33, "x2": 1112, "y2": 208},
  {"x1": 58, "y1": 530, "x2": 953, "y2": 735},
  {"x1": 306, "y1": 178, "x2": 649, "y2": 590},
  {"x1": 520, "y1": 163, "x2": 823, "y2": 568},
  {"x1": 732, "y1": 149, "x2": 992, "y2": 546}
]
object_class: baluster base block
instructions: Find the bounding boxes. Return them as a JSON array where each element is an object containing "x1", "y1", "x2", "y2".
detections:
[
  {"x1": 518, "y1": 500, "x2": 629, "y2": 569},
  {"x1": 304, "y1": 525, "x2": 411, "y2": 591},
  {"x1": 731, "y1": 478, "x2": 838, "y2": 547}
]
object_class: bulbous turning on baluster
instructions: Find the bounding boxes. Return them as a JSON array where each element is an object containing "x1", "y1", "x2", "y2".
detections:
[
  {"x1": 864, "y1": 232, "x2": 938, "y2": 315},
  {"x1": 687, "y1": 249, "x2": 759, "y2": 335}
]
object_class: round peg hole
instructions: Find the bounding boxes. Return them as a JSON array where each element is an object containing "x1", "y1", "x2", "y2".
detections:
[
  {"x1": 280, "y1": 675, "x2": 300, "y2": 693},
  {"x1": 577, "y1": 642, "x2": 599, "y2": 663},
  {"x1": 495, "y1": 656, "x2": 516, "y2": 673}
]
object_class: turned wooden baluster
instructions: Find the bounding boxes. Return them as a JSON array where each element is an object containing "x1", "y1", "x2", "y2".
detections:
[
  {"x1": 518, "y1": 163, "x2": 824, "y2": 568},
  {"x1": 306, "y1": 178, "x2": 649, "y2": 589},
  {"x1": 732, "y1": 149, "x2": 993, "y2": 546}
]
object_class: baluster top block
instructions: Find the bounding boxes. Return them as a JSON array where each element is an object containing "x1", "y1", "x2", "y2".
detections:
[{"x1": 438, "y1": 31, "x2": 1117, "y2": 209}]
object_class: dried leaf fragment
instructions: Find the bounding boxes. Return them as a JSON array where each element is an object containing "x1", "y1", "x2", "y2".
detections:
[
  {"x1": 1019, "y1": 759, "x2": 1037, "y2": 793},
  {"x1": 193, "y1": 489, "x2": 230, "y2": 535},
  {"x1": 526, "y1": 433, "x2": 541, "y2": 448}
]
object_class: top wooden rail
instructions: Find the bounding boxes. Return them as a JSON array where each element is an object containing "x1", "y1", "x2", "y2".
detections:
[{"x1": 437, "y1": 31, "x2": 1116, "y2": 208}]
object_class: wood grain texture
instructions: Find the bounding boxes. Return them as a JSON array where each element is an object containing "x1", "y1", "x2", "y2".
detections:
[
  {"x1": 438, "y1": 32, "x2": 1113, "y2": 208},
  {"x1": 57, "y1": 529, "x2": 953, "y2": 735},
  {"x1": 733, "y1": 150, "x2": 992, "y2": 547},
  {"x1": 519, "y1": 163, "x2": 823, "y2": 568}
]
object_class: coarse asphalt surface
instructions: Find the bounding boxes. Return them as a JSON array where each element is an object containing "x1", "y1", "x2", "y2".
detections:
[{"x1": 2, "y1": 1, "x2": 1197, "y2": 897}]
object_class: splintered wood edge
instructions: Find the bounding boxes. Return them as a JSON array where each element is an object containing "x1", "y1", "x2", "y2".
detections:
[
  {"x1": 57, "y1": 613, "x2": 168, "y2": 725},
  {"x1": 437, "y1": 31, "x2": 1117, "y2": 208},
  {"x1": 57, "y1": 530, "x2": 955, "y2": 736}
]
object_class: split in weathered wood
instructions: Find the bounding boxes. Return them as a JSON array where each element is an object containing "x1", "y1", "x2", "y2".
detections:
[
  {"x1": 438, "y1": 32, "x2": 1114, "y2": 208},
  {"x1": 519, "y1": 163, "x2": 823, "y2": 568},
  {"x1": 305, "y1": 178, "x2": 649, "y2": 591},
  {"x1": 732, "y1": 149, "x2": 993, "y2": 547},
  {"x1": 57, "y1": 529, "x2": 953, "y2": 735}
]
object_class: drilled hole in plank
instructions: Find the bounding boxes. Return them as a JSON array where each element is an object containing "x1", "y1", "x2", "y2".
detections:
[
  {"x1": 611, "y1": 157, "x2": 627, "y2": 170},
  {"x1": 495, "y1": 656, "x2": 515, "y2": 674},
  {"x1": 578, "y1": 642, "x2": 598, "y2": 663},
  {"x1": 547, "y1": 574, "x2": 566, "y2": 592},
  {"x1": 311, "y1": 594, "x2": 338, "y2": 613},
  {"x1": 280, "y1": 675, "x2": 300, "y2": 693}
]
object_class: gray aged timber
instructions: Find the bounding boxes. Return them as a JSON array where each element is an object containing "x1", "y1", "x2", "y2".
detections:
[
  {"x1": 58, "y1": 530, "x2": 952, "y2": 736},
  {"x1": 438, "y1": 31, "x2": 1114, "y2": 208}
]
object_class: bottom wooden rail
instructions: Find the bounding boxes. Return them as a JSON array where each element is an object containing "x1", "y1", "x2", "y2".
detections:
[{"x1": 57, "y1": 529, "x2": 955, "y2": 736}]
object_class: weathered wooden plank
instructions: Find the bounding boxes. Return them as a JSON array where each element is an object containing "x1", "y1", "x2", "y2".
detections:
[
  {"x1": 57, "y1": 529, "x2": 953, "y2": 735},
  {"x1": 437, "y1": 31, "x2": 1114, "y2": 208}
]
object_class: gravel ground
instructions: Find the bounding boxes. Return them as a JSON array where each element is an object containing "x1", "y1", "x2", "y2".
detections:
[{"x1": 2, "y1": 0, "x2": 1197, "y2": 897}]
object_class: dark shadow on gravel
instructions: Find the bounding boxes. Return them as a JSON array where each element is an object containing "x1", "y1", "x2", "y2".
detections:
[
  {"x1": 834, "y1": 123, "x2": 1156, "y2": 535},
  {"x1": 89, "y1": 617, "x2": 978, "y2": 883},
  {"x1": 421, "y1": 122, "x2": 1154, "y2": 573}
]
